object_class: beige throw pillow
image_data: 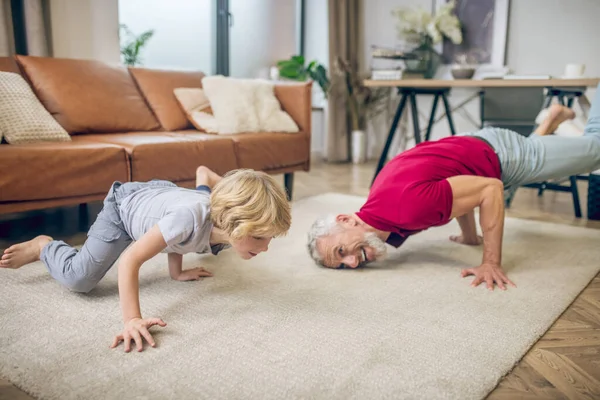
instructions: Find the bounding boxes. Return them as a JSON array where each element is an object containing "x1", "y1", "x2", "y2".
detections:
[
  {"x1": 0, "y1": 72, "x2": 71, "y2": 144},
  {"x1": 175, "y1": 76, "x2": 299, "y2": 135},
  {"x1": 201, "y1": 75, "x2": 299, "y2": 134},
  {"x1": 173, "y1": 88, "x2": 218, "y2": 133}
]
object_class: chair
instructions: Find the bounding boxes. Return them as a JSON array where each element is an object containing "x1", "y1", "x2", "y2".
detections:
[{"x1": 479, "y1": 87, "x2": 583, "y2": 218}]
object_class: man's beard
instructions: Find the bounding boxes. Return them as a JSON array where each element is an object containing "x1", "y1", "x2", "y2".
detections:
[{"x1": 364, "y1": 232, "x2": 387, "y2": 264}]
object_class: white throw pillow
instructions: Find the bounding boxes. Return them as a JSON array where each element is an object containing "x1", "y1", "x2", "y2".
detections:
[
  {"x1": 200, "y1": 75, "x2": 299, "y2": 135},
  {"x1": 173, "y1": 88, "x2": 219, "y2": 133},
  {"x1": 0, "y1": 72, "x2": 71, "y2": 144}
]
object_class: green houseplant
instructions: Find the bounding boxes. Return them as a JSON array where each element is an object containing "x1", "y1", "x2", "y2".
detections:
[
  {"x1": 119, "y1": 24, "x2": 155, "y2": 67},
  {"x1": 276, "y1": 55, "x2": 330, "y2": 98}
]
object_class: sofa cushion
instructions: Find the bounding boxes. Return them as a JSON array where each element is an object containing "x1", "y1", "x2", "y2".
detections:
[
  {"x1": 15, "y1": 55, "x2": 160, "y2": 134},
  {"x1": 0, "y1": 57, "x2": 21, "y2": 74},
  {"x1": 228, "y1": 132, "x2": 310, "y2": 171},
  {"x1": 129, "y1": 67, "x2": 205, "y2": 131},
  {"x1": 77, "y1": 131, "x2": 238, "y2": 182},
  {"x1": 0, "y1": 140, "x2": 129, "y2": 202}
]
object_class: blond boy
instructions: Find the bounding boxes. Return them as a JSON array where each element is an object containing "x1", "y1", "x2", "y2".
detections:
[{"x1": 0, "y1": 166, "x2": 291, "y2": 352}]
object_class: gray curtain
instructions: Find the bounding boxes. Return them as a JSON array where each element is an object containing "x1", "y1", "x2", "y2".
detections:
[
  {"x1": 24, "y1": 0, "x2": 51, "y2": 57},
  {"x1": 0, "y1": 0, "x2": 14, "y2": 56},
  {"x1": 0, "y1": 0, "x2": 50, "y2": 57},
  {"x1": 326, "y1": 0, "x2": 362, "y2": 162}
]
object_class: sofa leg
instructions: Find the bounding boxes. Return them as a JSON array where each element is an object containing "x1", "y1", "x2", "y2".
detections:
[
  {"x1": 284, "y1": 173, "x2": 294, "y2": 201},
  {"x1": 78, "y1": 203, "x2": 89, "y2": 231}
]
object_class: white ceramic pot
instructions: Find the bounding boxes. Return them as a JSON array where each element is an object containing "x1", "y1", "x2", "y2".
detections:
[{"x1": 351, "y1": 130, "x2": 367, "y2": 164}]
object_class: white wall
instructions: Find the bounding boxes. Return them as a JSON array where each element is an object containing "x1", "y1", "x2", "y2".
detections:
[
  {"x1": 118, "y1": 0, "x2": 213, "y2": 72},
  {"x1": 304, "y1": 0, "x2": 329, "y2": 154},
  {"x1": 304, "y1": 0, "x2": 328, "y2": 70},
  {"x1": 506, "y1": 0, "x2": 600, "y2": 78},
  {"x1": 49, "y1": 0, "x2": 120, "y2": 64},
  {"x1": 230, "y1": 0, "x2": 296, "y2": 78},
  {"x1": 361, "y1": 0, "x2": 600, "y2": 159}
]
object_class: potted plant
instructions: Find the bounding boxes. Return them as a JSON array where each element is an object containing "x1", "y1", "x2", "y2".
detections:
[
  {"x1": 391, "y1": 1, "x2": 462, "y2": 78},
  {"x1": 119, "y1": 24, "x2": 155, "y2": 67},
  {"x1": 276, "y1": 55, "x2": 330, "y2": 98},
  {"x1": 334, "y1": 57, "x2": 393, "y2": 164}
]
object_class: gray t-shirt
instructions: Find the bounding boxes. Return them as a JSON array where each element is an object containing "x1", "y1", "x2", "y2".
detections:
[{"x1": 118, "y1": 185, "x2": 227, "y2": 255}]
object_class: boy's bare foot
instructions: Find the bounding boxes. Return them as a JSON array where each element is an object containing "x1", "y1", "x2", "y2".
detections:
[{"x1": 0, "y1": 235, "x2": 52, "y2": 269}]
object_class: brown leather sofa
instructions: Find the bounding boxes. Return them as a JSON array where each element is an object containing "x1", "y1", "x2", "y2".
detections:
[{"x1": 0, "y1": 56, "x2": 312, "y2": 215}]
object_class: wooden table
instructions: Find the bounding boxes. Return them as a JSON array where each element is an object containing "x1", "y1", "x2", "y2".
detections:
[
  {"x1": 366, "y1": 78, "x2": 600, "y2": 186},
  {"x1": 364, "y1": 78, "x2": 600, "y2": 88}
]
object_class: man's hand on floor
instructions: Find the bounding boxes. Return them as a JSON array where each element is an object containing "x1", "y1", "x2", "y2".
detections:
[{"x1": 460, "y1": 263, "x2": 516, "y2": 291}]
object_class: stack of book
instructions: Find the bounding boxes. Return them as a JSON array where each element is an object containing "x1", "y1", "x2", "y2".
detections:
[{"x1": 369, "y1": 45, "x2": 415, "y2": 81}]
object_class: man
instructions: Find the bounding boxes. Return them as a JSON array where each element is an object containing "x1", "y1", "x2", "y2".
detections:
[{"x1": 307, "y1": 85, "x2": 600, "y2": 291}]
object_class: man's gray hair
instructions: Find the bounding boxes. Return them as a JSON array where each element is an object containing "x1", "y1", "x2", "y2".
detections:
[{"x1": 306, "y1": 214, "x2": 340, "y2": 265}]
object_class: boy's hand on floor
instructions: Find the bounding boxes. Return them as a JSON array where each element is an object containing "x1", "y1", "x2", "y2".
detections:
[
  {"x1": 175, "y1": 267, "x2": 213, "y2": 281},
  {"x1": 110, "y1": 317, "x2": 167, "y2": 352}
]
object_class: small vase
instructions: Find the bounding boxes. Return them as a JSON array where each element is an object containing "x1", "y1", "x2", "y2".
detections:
[
  {"x1": 351, "y1": 130, "x2": 367, "y2": 164},
  {"x1": 405, "y1": 36, "x2": 442, "y2": 79}
]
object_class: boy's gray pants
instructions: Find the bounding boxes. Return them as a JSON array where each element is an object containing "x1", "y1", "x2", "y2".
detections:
[
  {"x1": 469, "y1": 83, "x2": 600, "y2": 190},
  {"x1": 40, "y1": 180, "x2": 175, "y2": 293}
]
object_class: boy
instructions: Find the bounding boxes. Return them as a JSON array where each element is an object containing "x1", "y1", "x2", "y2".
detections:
[{"x1": 1, "y1": 166, "x2": 291, "y2": 352}]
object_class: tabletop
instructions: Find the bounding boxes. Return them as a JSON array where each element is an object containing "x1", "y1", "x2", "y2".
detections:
[{"x1": 363, "y1": 78, "x2": 600, "y2": 88}]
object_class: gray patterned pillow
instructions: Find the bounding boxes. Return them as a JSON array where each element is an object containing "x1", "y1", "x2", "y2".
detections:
[{"x1": 0, "y1": 72, "x2": 71, "y2": 144}]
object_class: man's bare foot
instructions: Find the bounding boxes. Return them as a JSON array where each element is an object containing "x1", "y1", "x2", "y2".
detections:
[
  {"x1": 548, "y1": 104, "x2": 575, "y2": 123},
  {"x1": 0, "y1": 235, "x2": 52, "y2": 269},
  {"x1": 535, "y1": 104, "x2": 576, "y2": 136}
]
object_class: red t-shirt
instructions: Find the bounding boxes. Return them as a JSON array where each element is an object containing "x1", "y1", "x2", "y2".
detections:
[{"x1": 356, "y1": 136, "x2": 501, "y2": 247}]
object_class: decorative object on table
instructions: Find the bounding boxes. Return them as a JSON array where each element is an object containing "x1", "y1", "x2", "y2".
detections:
[
  {"x1": 119, "y1": 24, "x2": 155, "y2": 67},
  {"x1": 334, "y1": 57, "x2": 392, "y2": 164},
  {"x1": 391, "y1": 1, "x2": 462, "y2": 79},
  {"x1": 434, "y1": 0, "x2": 509, "y2": 68},
  {"x1": 563, "y1": 63, "x2": 586, "y2": 79},
  {"x1": 276, "y1": 55, "x2": 330, "y2": 98},
  {"x1": 450, "y1": 53, "x2": 476, "y2": 79}
]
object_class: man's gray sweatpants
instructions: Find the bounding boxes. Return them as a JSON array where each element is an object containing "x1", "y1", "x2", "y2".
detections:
[
  {"x1": 40, "y1": 180, "x2": 175, "y2": 293},
  {"x1": 469, "y1": 83, "x2": 600, "y2": 190}
]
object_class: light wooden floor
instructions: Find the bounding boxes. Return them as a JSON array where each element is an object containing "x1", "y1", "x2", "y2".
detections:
[{"x1": 1, "y1": 159, "x2": 599, "y2": 399}]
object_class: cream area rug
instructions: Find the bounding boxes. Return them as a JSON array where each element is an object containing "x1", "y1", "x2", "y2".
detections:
[{"x1": 1, "y1": 193, "x2": 600, "y2": 400}]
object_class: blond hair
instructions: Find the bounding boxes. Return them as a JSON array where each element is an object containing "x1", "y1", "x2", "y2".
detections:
[{"x1": 210, "y1": 169, "x2": 291, "y2": 240}]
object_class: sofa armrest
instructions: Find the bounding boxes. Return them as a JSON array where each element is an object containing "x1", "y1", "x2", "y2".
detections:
[{"x1": 274, "y1": 81, "x2": 313, "y2": 134}]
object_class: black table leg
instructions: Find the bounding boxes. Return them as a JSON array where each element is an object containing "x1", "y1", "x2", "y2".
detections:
[
  {"x1": 372, "y1": 92, "x2": 408, "y2": 185},
  {"x1": 441, "y1": 92, "x2": 457, "y2": 136},
  {"x1": 409, "y1": 91, "x2": 422, "y2": 144},
  {"x1": 570, "y1": 176, "x2": 582, "y2": 218},
  {"x1": 479, "y1": 90, "x2": 485, "y2": 129},
  {"x1": 542, "y1": 92, "x2": 553, "y2": 108},
  {"x1": 425, "y1": 94, "x2": 439, "y2": 142}
]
